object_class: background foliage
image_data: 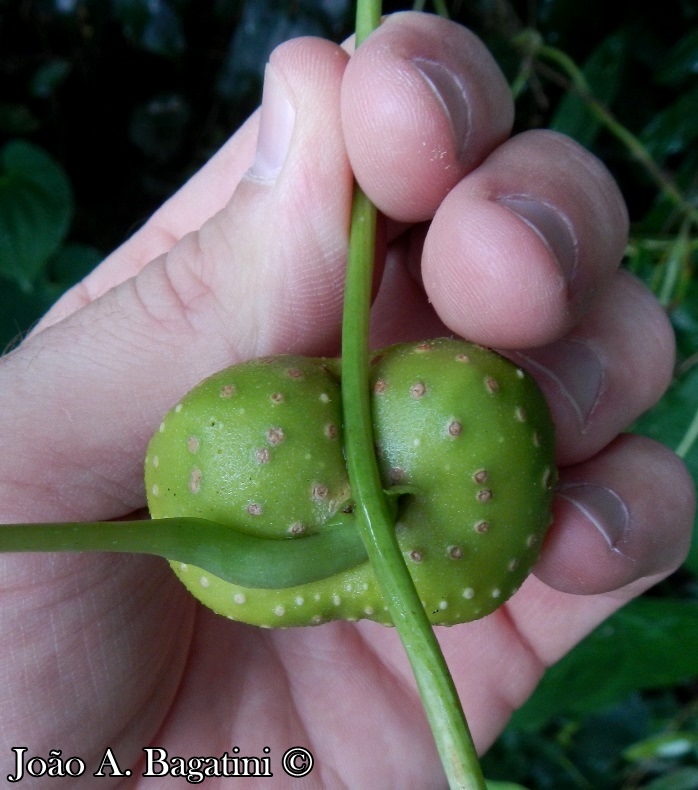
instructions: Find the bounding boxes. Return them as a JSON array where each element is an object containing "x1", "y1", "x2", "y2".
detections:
[{"x1": 1, "y1": 1, "x2": 697, "y2": 787}]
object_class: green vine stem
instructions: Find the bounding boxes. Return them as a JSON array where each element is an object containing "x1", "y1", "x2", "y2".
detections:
[
  {"x1": 340, "y1": 5, "x2": 485, "y2": 787},
  {"x1": 0, "y1": 515, "x2": 368, "y2": 588},
  {"x1": 655, "y1": 220, "x2": 693, "y2": 308},
  {"x1": 676, "y1": 406, "x2": 698, "y2": 460},
  {"x1": 342, "y1": 190, "x2": 484, "y2": 790}
]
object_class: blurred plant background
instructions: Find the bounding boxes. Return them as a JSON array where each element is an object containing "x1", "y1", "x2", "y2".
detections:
[{"x1": 1, "y1": 0, "x2": 696, "y2": 786}]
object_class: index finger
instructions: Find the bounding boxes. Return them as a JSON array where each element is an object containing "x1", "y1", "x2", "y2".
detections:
[{"x1": 342, "y1": 11, "x2": 514, "y2": 222}]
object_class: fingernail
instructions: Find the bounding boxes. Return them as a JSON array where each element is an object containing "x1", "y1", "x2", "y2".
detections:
[
  {"x1": 556, "y1": 483, "x2": 630, "y2": 554},
  {"x1": 411, "y1": 57, "x2": 471, "y2": 160},
  {"x1": 516, "y1": 339, "x2": 605, "y2": 431},
  {"x1": 496, "y1": 195, "x2": 579, "y2": 283},
  {"x1": 249, "y1": 64, "x2": 295, "y2": 182}
]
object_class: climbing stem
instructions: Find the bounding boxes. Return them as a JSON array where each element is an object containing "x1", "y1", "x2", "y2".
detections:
[
  {"x1": 341, "y1": 5, "x2": 485, "y2": 787},
  {"x1": 355, "y1": 0, "x2": 380, "y2": 40},
  {"x1": 341, "y1": 170, "x2": 485, "y2": 790},
  {"x1": 0, "y1": 516, "x2": 368, "y2": 589},
  {"x1": 676, "y1": 403, "x2": 698, "y2": 460}
]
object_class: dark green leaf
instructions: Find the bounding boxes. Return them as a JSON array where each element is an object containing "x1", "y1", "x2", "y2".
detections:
[
  {"x1": 641, "y1": 87, "x2": 698, "y2": 162},
  {"x1": 550, "y1": 32, "x2": 626, "y2": 149},
  {"x1": 0, "y1": 140, "x2": 73, "y2": 292},
  {"x1": 511, "y1": 598, "x2": 698, "y2": 731},
  {"x1": 638, "y1": 146, "x2": 698, "y2": 232},
  {"x1": 0, "y1": 243, "x2": 98, "y2": 354},
  {"x1": 656, "y1": 28, "x2": 698, "y2": 85},
  {"x1": 128, "y1": 94, "x2": 191, "y2": 162},
  {"x1": 568, "y1": 696, "x2": 651, "y2": 785},
  {"x1": 30, "y1": 59, "x2": 72, "y2": 99},
  {"x1": 216, "y1": 0, "x2": 327, "y2": 102},
  {"x1": 48, "y1": 243, "x2": 102, "y2": 289},
  {"x1": 113, "y1": 0, "x2": 185, "y2": 58},
  {"x1": 643, "y1": 767, "x2": 698, "y2": 790},
  {"x1": 0, "y1": 278, "x2": 56, "y2": 354},
  {"x1": 0, "y1": 103, "x2": 39, "y2": 135}
]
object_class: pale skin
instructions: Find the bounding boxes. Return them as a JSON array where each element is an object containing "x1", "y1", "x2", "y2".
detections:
[{"x1": 0, "y1": 11, "x2": 694, "y2": 788}]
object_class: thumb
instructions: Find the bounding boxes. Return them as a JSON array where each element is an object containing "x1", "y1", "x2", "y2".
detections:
[
  {"x1": 201, "y1": 37, "x2": 354, "y2": 360},
  {"x1": 139, "y1": 34, "x2": 354, "y2": 365},
  {"x1": 0, "y1": 37, "x2": 354, "y2": 524}
]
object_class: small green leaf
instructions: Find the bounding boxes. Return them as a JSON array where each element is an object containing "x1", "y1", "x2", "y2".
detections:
[
  {"x1": 486, "y1": 782, "x2": 531, "y2": 790},
  {"x1": 623, "y1": 732, "x2": 698, "y2": 762},
  {"x1": 0, "y1": 140, "x2": 73, "y2": 292},
  {"x1": 511, "y1": 598, "x2": 698, "y2": 731}
]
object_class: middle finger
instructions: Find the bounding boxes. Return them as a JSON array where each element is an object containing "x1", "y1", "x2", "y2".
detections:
[{"x1": 513, "y1": 269, "x2": 674, "y2": 467}]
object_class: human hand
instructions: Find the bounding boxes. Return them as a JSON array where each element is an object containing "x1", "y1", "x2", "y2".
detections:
[{"x1": 0, "y1": 11, "x2": 693, "y2": 787}]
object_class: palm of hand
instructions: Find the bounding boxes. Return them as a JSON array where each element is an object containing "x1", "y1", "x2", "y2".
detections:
[{"x1": 0, "y1": 550, "x2": 608, "y2": 788}]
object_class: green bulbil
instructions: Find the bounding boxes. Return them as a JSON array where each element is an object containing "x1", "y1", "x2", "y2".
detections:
[
  {"x1": 146, "y1": 355, "x2": 350, "y2": 540},
  {"x1": 369, "y1": 338, "x2": 555, "y2": 624},
  {"x1": 145, "y1": 339, "x2": 556, "y2": 628}
]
